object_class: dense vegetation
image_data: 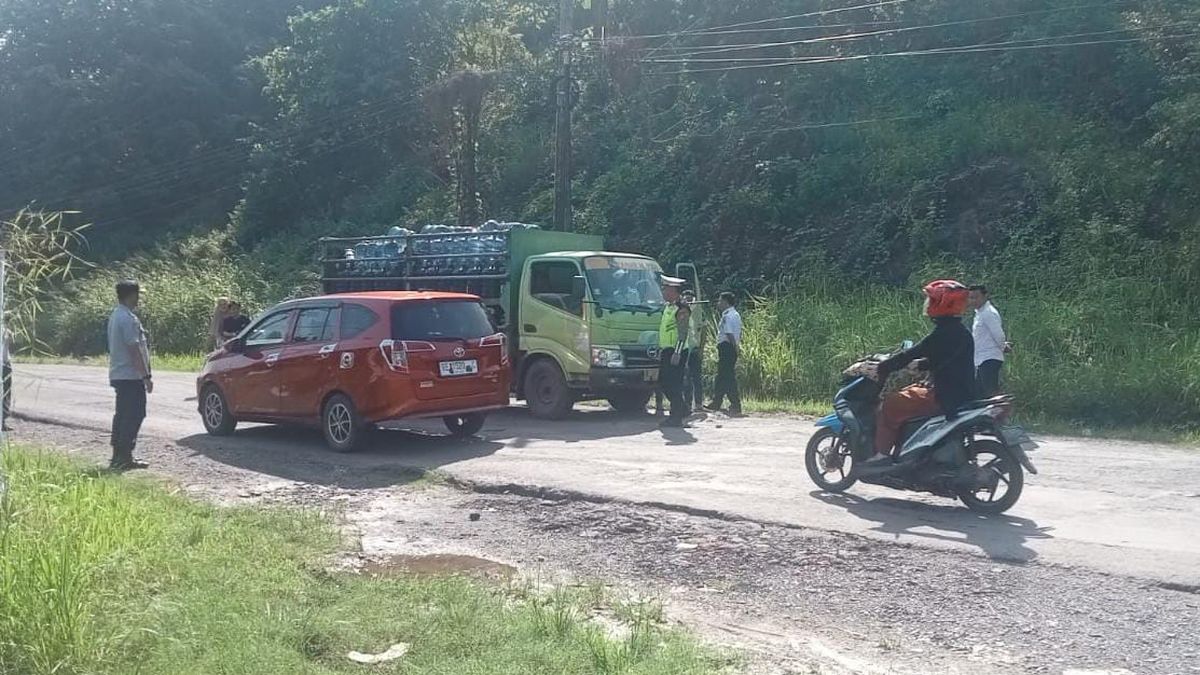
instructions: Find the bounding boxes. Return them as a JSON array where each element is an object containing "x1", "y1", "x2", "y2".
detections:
[{"x1": 3, "y1": 0, "x2": 1198, "y2": 427}]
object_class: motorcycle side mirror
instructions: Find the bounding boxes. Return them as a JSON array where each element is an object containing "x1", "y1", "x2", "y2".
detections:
[{"x1": 901, "y1": 340, "x2": 914, "y2": 351}]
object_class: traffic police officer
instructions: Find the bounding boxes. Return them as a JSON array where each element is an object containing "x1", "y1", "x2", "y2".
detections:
[{"x1": 658, "y1": 275, "x2": 692, "y2": 428}]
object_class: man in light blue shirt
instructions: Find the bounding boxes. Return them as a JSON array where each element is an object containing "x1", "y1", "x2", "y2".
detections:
[
  {"x1": 706, "y1": 291, "x2": 743, "y2": 416},
  {"x1": 107, "y1": 280, "x2": 153, "y2": 470}
]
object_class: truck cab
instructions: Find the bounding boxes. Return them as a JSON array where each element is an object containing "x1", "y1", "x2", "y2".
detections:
[{"x1": 517, "y1": 252, "x2": 668, "y2": 418}]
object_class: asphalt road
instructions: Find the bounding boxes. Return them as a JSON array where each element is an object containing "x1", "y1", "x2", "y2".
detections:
[{"x1": 11, "y1": 363, "x2": 1200, "y2": 586}]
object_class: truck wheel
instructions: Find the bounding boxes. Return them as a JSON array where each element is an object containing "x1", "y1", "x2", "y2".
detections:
[
  {"x1": 524, "y1": 360, "x2": 574, "y2": 420},
  {"x1": 322, "y1": 393, "x2": 363, "y2": 453},
  {"x1": 443, "y1": 413, "x2": 486, "y2": 438},
  {"x1": 607, "y1": 392, "x2": 652, "y2": 415}
]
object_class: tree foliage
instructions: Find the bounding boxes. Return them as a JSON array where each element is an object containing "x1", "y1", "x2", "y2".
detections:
[{"x1": 0, "y1": 0, "x2": 1196, "y2": 292}]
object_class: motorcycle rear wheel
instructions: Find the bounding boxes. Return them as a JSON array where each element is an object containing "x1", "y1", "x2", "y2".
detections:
[
  {"x1": 957, "y1": 439, "x2": 1024, "y2": 515},
  {"x1": 805, "y1": 427, "x2": 858, "y2": 492}
]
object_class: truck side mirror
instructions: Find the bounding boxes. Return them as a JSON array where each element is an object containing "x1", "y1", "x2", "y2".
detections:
[{"x1": 571, "y1": 275, "x2": 587, "y2": 301}]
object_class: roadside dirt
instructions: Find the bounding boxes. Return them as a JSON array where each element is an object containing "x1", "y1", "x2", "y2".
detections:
[{"x1": 10, "y1": 420, "x2": 1198, "y2": 675}]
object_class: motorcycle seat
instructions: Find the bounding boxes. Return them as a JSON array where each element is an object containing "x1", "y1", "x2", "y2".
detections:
[{"x1": 956, "y1": 395, "x2": 1014, "y2": 413}]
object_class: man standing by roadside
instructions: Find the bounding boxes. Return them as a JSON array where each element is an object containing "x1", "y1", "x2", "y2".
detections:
[
  {"x1": 969, "y1": 285, "x2": 1009, "y2": 398},
  {"x1": 680, "y1": 289, "x2": 705, "y2": 412},
  {"x1": 2, "y1": 325, "x2": 13, "y2": 432},
  {"x1": 658, "y1": 275, "x2": 692, "y2": 428},
  {"x1": 706, "y1": 292, "x2": 743, "y2": 416},
  {"x1": 108, "y1": 280, "x2": 153, "y2": 471}
]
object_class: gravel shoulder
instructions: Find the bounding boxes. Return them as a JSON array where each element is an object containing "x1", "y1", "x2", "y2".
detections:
[{"x1": 9, "y1": 420, "x2": 1199, "y2": 675}]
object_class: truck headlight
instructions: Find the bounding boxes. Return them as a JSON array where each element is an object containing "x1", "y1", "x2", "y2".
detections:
[{"x1": 591, "y1": 347, "x2": 625, "y2": 368}]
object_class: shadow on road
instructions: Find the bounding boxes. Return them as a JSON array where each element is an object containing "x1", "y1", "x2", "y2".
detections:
[
  {"x1": 811, "y1": 491, "x2": 1055, "y2": 563},
  {"x1": 178, "y1": 423, "x2": 505, "y2": 490},
  {"x1": 177, "y1": 404, "x2": 685, "y2": 489},
  {"x1": 487, "y1": 406, "x2": 674, "y2": 447}
]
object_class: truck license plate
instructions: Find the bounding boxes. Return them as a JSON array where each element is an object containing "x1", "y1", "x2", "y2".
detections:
[
  {"x1": 439, "y1": 359, "x2": 478, "y2": 377},
  {"x1": 644, "y1": 369, "x2": 658, "y2": 382}
]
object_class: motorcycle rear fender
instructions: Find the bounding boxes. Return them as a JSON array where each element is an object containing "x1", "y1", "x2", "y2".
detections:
[
  {"x1": 1007, "y1": 445, "x2": 1039, "y2": 475},
  {"x1": 815, "y1": 412, "x2": 844, "y2": 433}
]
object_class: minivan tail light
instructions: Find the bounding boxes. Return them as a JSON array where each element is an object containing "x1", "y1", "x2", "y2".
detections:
[
  {"x1": 480, "y1": 332, "x2": 508, "y2": 365},
  {"x1": 378, "y1": 339, "x2": 436, "y2": 372}
]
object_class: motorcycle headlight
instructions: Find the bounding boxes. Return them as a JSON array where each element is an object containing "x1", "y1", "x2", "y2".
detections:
[{"x1": 591, "y1": 347, "x2": 625, "y2": 368}]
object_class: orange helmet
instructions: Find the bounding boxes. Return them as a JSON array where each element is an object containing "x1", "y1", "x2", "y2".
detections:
[{"x1": 923, "y1": 279, "x2": 969, "y2": 318}]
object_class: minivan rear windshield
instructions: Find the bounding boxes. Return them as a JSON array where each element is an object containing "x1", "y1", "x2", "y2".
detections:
[{"x1": 391, "y1": 301, "x2": 495, "y2": 342}]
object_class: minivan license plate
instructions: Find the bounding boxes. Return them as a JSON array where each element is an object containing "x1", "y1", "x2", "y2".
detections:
[{"x1": 439, "y1": 359, "x2": 478, "y2": 377}]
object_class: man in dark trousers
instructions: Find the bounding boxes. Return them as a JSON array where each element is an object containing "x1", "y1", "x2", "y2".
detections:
[
  {"x1": 107, "y1": 280, "x2": 153, "y2": 470},
  {"x1": 680, "y1": 289, "x2": 705, "y2": 412},
  {"x1": 706, "y1": 291, "x2": 743, "y2": 416},
  {"x1": 968, "y1": 285, "x2": 1010, "y2": 398},
  {"x1": 657, "y1": 275, "x2": 692, "y2": 428}
]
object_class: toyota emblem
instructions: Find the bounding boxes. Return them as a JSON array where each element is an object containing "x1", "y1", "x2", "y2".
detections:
[
  {"x1": 453, "y1": 346, "x2": 466, "y2": 358},
  {"x1": 646, "y1": 346, "x2": 660, "y2": 360}
]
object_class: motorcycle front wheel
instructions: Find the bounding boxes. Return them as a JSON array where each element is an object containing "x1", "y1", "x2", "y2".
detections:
[
  {"x1": 958, "y1": 439, "x2": 1024, "y2": 515},
  {"x1": 805, "y1": 427, "x2": 858, "y2": 492}
]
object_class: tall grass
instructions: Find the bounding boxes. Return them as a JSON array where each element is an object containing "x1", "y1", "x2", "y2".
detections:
[
  {"x1": 0, "y1": 448, "x2": 721, "y2": 674},
  {"x1": 729, "y1": 277, "x2": 1200, "y2": 428}
]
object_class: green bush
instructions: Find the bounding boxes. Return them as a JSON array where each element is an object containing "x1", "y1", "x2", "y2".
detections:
[
  {"x1": 731, "y1": 275, "x2": 1200, "y2": 428},
  {"x1": 44, "y1": 233, "x2": 277, "y2": 355}
]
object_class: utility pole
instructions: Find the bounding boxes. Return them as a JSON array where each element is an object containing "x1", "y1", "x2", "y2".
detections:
[{"x1": 553, "y1": 0, "x2": 574, "y2": 232}]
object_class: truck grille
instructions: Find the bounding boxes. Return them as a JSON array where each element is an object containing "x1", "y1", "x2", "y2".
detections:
[{"x1": 621, "y1": 346, "x2": 661, "y2": 368}]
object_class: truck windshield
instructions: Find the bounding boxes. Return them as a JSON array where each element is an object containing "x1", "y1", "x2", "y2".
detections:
[
  {"x1": 391, "y1": 301, "x2": 495, "y2": 342},
  {"x1": 584, "y1": 256, "x2": 665, "y2": 311}
]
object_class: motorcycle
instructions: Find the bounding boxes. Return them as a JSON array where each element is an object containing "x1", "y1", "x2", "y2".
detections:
[{"x1": 804, "y1": 342, "x2": 1039, "y2": 515}]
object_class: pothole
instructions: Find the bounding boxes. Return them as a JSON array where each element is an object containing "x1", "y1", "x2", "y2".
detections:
[{"x1": 359, "y1": 554, "x2": 517, "y2": 581}]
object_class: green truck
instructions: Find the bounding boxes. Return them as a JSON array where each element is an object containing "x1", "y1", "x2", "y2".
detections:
[{"x1": 319, "y1": 226, "x2": 702, "y2": 419}]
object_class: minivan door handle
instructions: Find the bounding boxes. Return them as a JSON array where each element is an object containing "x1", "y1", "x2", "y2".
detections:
[
  {"x1": 318, "y1": 344, "x2": 337, "y2": 358},
  {"x1": 265, "y1": 352, "x2": 280, "y2": 367},
  {"x1": 524, "y1": 324, "x2": 537, "y2": 333}
]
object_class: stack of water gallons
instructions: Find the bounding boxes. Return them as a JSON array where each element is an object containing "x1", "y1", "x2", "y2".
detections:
[
  {"x1": 332, "y1": 220, "x2": 540, "y2": 281},
  {"x1": 409, "y1": 220, "x2": 539, "y2": 279}
]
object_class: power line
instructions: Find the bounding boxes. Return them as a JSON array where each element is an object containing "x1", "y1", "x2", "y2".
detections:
[
  {"x1": 2, "y1": 93, "x2": 424, "y2": 216},
  {"x1": 583, "y1": 20, "x2": 901, "y2": 43},
  {"x1": 582, "y1": 0, "x2": 916, "y2": 43},
  {"x1": 657, "y1": 2, "x2": 1139, "y2": 57},
  {"x1": 689, "y1": 0, "x2": 916, "y2": 35},
  {"x1": 733, "y1": 114, "x2": 925, "y2": 136},
  {"x1": 645, "y1": 31, "x2": 1200, "y2": 75},
  {"x1": 646, "y1": 23, "x2": 1197, "y2": 63},
  {"x1": 0, "y1": 89, "x2": 423, "y2": 208},
  {"x1": 88, "y1": 112, "x2": 419, "y2": 230}
]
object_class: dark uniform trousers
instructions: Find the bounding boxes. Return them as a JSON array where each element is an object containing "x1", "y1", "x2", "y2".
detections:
[
  {"x1": 111, "y1": 380, "x2": 147, "y2": 465},
  {"x1": 659, "y1": 348, "x2": 687, "y2": 423}
]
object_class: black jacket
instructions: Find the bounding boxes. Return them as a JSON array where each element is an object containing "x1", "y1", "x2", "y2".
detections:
[{"x1": 878, "y1": 317, "x2": 976, "y2": 414}]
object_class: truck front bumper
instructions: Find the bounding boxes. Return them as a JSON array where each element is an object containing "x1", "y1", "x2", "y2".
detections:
[{"x1": 586, "y1": 367, "x2": 659, "y2": 393}]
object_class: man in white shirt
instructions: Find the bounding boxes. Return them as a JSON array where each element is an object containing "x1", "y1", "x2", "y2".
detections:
[
  {"x1": 706, "y1": 291, "x2": 743, "y2": 416},
  {"x1": 969, "y1": 285, "x2": 1009, "y2": 398},
  {"x1": 108, "y1": 280, "x2": 154, "y2": 471}
]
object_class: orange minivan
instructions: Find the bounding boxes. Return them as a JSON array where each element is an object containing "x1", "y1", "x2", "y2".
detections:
[{"x1": 196, "y1": 291, "x2": 510, "y2": 452}]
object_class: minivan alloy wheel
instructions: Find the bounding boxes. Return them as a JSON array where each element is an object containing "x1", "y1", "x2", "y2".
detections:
[
  {"x1": 327, "y1": 402, "x2": 354, "y2": 445},
  {"x1": 203, "y1": 391, "x2": 224, "y2": 428}
]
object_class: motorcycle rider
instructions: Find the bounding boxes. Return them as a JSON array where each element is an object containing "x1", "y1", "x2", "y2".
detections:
[{"x1": 865, "y1": 280, "x2": 975, "y2": 462}]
